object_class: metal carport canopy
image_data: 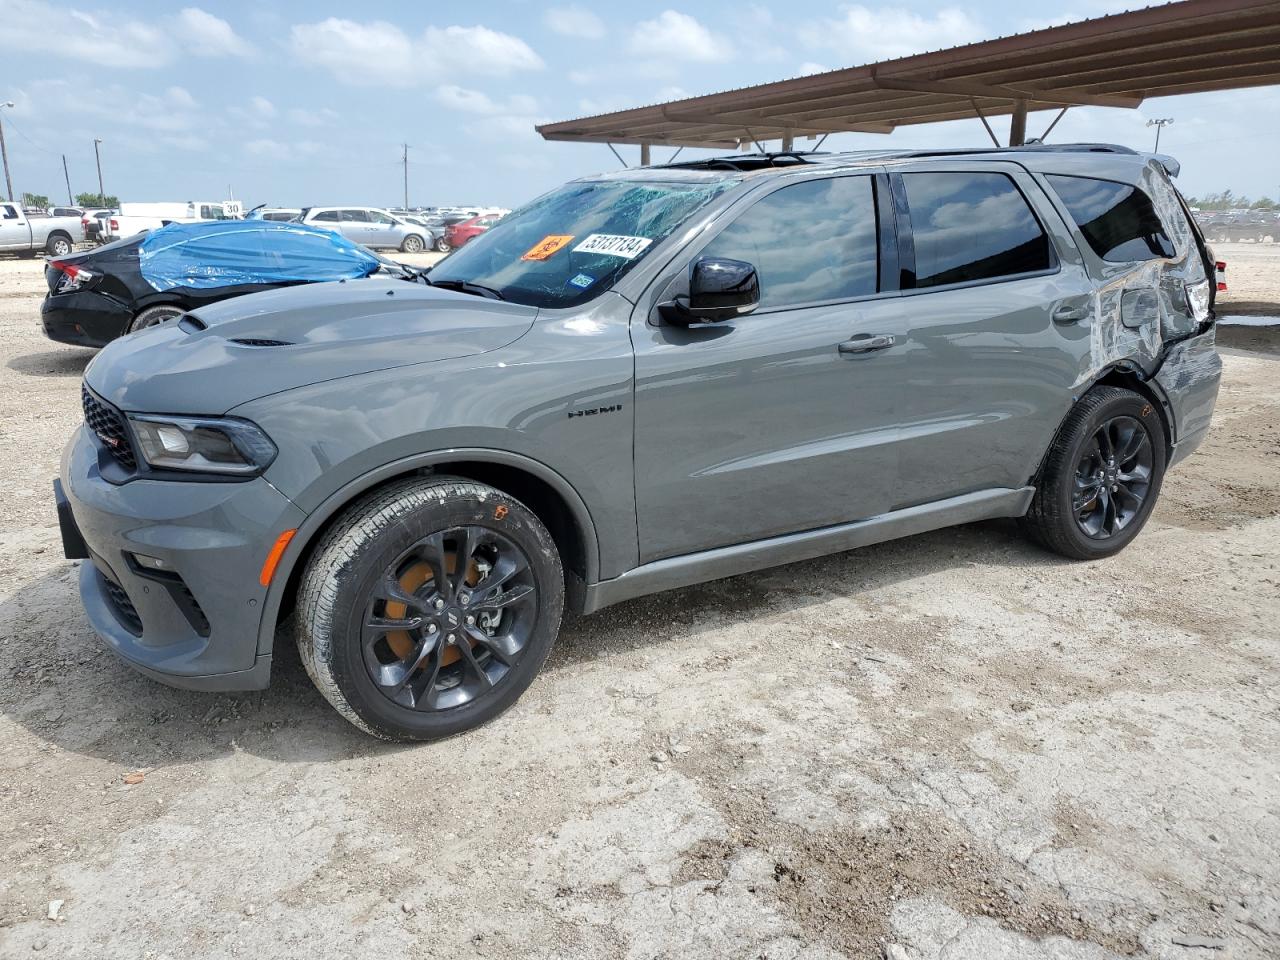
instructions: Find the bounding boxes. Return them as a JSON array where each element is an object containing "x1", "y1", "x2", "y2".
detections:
[{"x1": 536, "y1": 0, "x2": 1280, "y2": 152}]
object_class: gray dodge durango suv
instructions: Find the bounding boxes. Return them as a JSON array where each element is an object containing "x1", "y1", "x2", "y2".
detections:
[{"x1": 56, "y1": 144, "x2": 1222, "y2": 741}]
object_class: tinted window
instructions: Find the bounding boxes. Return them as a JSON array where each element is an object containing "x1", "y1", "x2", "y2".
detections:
[
  {"x1": 902, "y1": 172, "x2": 1051, "y2": 288},
  {"x1": 1048, "y1": 175, "x2": 1175, "y2": 262},
  {"x1": 340, "y1": 209, "x2": 369, "y2": 223},
  {"x1": 369, "y1": 211, "x2": 394, "y2": 224},
  {"x1": 701, "y1": 176, "x2": 878, "y2": 308},
  {"x1": 311, "y1": 210, "x2": 339, "y2": 222},
  {"x1": 1, "y1": 205, "x2": 17, "y2": 220}
]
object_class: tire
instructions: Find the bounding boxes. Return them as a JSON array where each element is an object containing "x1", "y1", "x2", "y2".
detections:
[
  {"x1": 295, "y1": 476, "x2": 565, "y2": 741},
  {"x1": 1020, "y1": 386, "x2": 1166, "y2": 560},
  {"x1": 127, "y1": 304, "x2": 184, "y2": 334},
  {"x1": 433, "y1": 236, "x2": 451, "y2": 253},
  {"x1": 46, "y1": 235, "x2": 73, "y2": 257},
  {"x1": 400, "y1": 234, "x2": 425, "y2": 253}
]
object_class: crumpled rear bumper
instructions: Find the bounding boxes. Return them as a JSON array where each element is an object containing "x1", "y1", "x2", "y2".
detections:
[{"x1": 1154, "y1": 325, "x2": 1222, "y2": 467}]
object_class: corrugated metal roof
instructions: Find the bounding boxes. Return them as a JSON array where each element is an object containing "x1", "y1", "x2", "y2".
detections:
[{"x1": 536, "y1": 0, "x2": 1280, "y2": 149}]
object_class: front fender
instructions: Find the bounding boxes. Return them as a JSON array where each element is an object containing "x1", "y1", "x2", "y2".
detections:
[{"x1": 252, "y1": 447, "x2": 603, "y2": 657}]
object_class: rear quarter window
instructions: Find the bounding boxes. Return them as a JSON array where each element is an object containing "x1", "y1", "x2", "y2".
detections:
[
  {"x1": 900, "y1": 172, "x2": 1052, "y2": 288},
  {"x1": 1047, "y1": 174, "x2": 1175, "y2": 262}
]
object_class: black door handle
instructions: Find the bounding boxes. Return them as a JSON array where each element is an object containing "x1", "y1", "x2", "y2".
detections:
[{"x1": 838, "y1": 334, "x2": 896, "y2": 356}]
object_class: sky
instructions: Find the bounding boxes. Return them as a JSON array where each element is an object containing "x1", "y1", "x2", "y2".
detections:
[{"x1": 3, "y1": 0, "x2": 1278, "y2": 210}]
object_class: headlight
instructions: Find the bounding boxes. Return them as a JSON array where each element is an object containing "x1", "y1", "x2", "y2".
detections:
[{"x1": 127, "y1": 414, "x2": 277, "y2": 476}]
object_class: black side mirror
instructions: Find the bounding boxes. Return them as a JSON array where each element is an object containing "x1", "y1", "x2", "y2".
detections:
[{"x1": 659, "y1": 257, "x2": 760, "y2": 325}]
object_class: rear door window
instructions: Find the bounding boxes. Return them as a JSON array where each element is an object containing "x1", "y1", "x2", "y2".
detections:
[
  {"x1": 1047, "y1": 174, "x2": 1176, "y2": 262},
  {"x1": 900, "y1": 172, "x2": 1052, "y2": 288},
  {"x1": 311, "y1": 210, "x2": 339, "y2": 223},
  {"x1": 701, "y1": 176, "x2": 879, "y2": 309}
]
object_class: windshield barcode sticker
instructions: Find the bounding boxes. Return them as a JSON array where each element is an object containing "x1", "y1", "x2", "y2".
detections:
[{"x1": 573, "y1": 234, "x2": 653, "y2": 259}]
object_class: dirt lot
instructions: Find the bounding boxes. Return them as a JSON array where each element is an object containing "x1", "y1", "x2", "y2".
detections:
[{"x1": 0, "y1": 246, "x2": 1277, "y2": 959}]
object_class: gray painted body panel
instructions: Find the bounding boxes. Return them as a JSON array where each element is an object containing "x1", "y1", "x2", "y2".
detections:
[
  {"x1": 59, "y1": 147, "x2": 1222, "y2": 690},
  {"x1": 84, "y1": 278, "x2": 537, "y2": 415},
  {"x1": 61, "y1": 425, "x2": 304, "y2": 685}
]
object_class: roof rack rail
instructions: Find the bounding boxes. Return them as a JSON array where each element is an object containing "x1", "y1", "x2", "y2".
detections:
[{"x1": 662, "y1": 151, "x2": 826, "y2": 172}]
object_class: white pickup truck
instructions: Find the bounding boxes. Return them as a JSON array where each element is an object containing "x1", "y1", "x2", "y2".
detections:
[
  {"x1": 105, "y1": 200, "x2": 241, "y2": 240},
  {"x1": 0, "y1": 202, "x2": 82, "y2": 257}
]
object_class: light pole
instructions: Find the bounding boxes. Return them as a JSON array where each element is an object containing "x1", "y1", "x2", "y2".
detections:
[
  {"x1": 1146, "y1": 117, "x2": 1174, "y2": 152},
  {"x1": 0, "y1": 102, "x2": 15, "y2": 203},
  {"x1": 93, "y1": 137, "x2": 105, "y2": 204}
]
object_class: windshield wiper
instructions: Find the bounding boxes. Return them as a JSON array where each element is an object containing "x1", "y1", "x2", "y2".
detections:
[{"x1": 426, "y1": 278, "x2": 506, "y2": 301}]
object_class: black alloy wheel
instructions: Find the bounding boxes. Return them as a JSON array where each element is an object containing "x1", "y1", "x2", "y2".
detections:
[
  {"x1": 1020, "y1": 385, "x2": 1167, "y2": 560},
  {"x1": 363, "y1": 525, "x2": 538, "y2": 712},
  {"x1": 1072, "y1": 415, "x2": 1154, "y2": 539}
]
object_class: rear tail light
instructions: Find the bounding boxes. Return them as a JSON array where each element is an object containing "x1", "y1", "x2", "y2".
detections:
[
  {"x1": 49, "y1": 260, "x2": 97, "y2": 291},
  {"x1": 110, "y1": 218, "x2": 119, "y2": 232},
  {"x1": 1215, "y1": 260, "x2": 1227, "y2": 293}
]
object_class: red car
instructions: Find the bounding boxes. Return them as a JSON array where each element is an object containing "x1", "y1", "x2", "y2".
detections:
[{"x1": 444, "y1": 215, "x2": 499, "y2": 250}]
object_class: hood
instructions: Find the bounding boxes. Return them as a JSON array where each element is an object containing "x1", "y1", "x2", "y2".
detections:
[{"x1": 84, "y1": 277, "x2": 537, "y2": 414}]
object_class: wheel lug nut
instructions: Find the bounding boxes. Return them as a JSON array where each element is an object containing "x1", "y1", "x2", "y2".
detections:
[
  {"x1": 466, "y1": 614, "x2": 475, "y2": 625},
  {"x1": 460, "y1": 593, "x2": 471, "y2": 605},
  {"x1": 447, "y1": 633, "x2": 456, "y2": 644},
  {"x1": 427, "y1": 623, "x2": 437, "y2": 634},
  {"x1": 434, "y1": 598, "x2": 445, "y2": 610}
]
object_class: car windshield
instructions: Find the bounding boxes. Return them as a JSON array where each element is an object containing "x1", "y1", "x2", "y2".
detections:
[{"x1": 427, "y1": 177, "x2": 735, "y2": 308}]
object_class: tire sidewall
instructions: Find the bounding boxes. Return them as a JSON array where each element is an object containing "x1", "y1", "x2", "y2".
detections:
[
  {"x1": 129, "y1": 305, "x2": 182, "y2": 333},
  {"x1": 47, "y1": 236, "x2": 72, "y2": 257},
  {"x1": 434, "y1": 237, "x2": 451, "y2": 253},
  {"x1": 402, "y1": 235, "x2": 424, "y2": 253},
  {"x1": 1053, "y1": 393, "x2": 1167, "y2": 558},
  {"x1": 325, "y1": 490, "x2": 563, "y2": 740}
]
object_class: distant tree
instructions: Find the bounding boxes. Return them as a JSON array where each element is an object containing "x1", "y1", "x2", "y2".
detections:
[
  {"x1": 75, "y1": 191, "x2": 119, "y2": 207},
  {"x1": 1188, "y1": 191, "x2": 1276, "y2": 211},
  {"x1": 22, "y1": 192, "x2": 50, "y2": 210},
  {"x1": 1251, "y1": 197, "x2": 1278, "y2": 210}
]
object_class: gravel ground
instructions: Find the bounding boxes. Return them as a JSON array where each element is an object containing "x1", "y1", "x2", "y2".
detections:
[{"x1": 0, "y1": 247, "x2": 1277, "y2": 960}]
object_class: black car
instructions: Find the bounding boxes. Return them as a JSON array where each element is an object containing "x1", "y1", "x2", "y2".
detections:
[{"x1": 41, "y1": 220, "x2": 392, "y2": 348}]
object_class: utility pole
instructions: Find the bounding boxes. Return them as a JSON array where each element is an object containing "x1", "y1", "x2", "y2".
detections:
[
  {"x1": 0, "y1": 102, "x2": 14, "y2": 202},
  {"x1": 1146, "y1": 117, "x2": 1174, "y2": 152},
  {"x1": 402, "y1": 143, "x2": 409, "y2": 209},
  {"x1": 62, "y1": 154, "x2": 73, "y2": 204},
  {"x1": 93, "y1": 138, "x2": 104, "y2": 203}
]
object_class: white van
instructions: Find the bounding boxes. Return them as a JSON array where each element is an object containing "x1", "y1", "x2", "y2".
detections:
[{"x1": 106, "y1": 201, "x2": 240, "y2": 239}]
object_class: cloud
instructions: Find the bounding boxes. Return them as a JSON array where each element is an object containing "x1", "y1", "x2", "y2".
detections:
[
  {"x1": 290, "y1": 19, "x2": 543, "y2": 86},
  {"x1": 288, "y1": 107, "x2": 340, "y2": 127},
  {"x1": 798, "y1": 5, "x2": 985, "y2": 63},
  {"x1": 629, "y1": 10, "x2": 732, "y2": 63},
  {"x1": 544, "y1": 6, "x2": 606, "y2": 39},
  {"x1": 421, "y1": 25, "x2": 544, "y2": 75},
  {"x1": 172, "y1": 7, "x2": 254, "y2": 57},
  {"x1": 289, "y1": 19, "x2": 413, "y2": 86},
  {"x1": 7, "y1": 0, "x2": 250, "y2": 68},
  {"x1": 228, "y1": 96, "x2": 277, "y2": 129},
  {"x1": 245, "y1": 139, "x2": 291, "y2": 160},
  {"x1": 435, "y1": 86, "x2": 537, "y2": 116}
]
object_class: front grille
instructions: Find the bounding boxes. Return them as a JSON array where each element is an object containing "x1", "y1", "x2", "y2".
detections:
[
  {"x1": 102, "y1": 575, "x2": 143, "y2": 635},
  {"x1": 81, "y1": 384, "x2": 137, "y2": 471}
]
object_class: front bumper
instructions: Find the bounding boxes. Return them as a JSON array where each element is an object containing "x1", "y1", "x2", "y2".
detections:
[
  {"x1": 42, "y1": 290, "x2": 132, "y2": 348},
  {"x1": 58, "y1": 425, "x2": 306, "y2": 690}
]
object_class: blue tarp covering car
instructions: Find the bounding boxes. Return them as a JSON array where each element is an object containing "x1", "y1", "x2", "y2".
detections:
[
  {"x1": 138, "y1": 220, "x2": 383, "y2": 291},
  {"x1": 42, "y1": 220, "x2": 398, "y2": 348}
]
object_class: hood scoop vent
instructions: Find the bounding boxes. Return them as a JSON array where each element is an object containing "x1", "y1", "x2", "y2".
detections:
[{"x1": 229, "y1": 337, "x2": 295, "y2": 347}]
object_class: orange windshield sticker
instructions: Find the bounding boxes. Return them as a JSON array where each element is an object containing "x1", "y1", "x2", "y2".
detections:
[{"x1": 521, "y1": 235, "x2": 574, "y2": 261}]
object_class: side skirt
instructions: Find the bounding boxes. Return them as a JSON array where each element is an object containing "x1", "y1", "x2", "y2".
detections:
[{"x1": 581, "y1": 486, "x2": 1035, "y2": 614}]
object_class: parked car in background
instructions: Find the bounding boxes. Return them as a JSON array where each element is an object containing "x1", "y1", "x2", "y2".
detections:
[
  {"x1": 394, "y1": 213, "x2": 451, "y2": 252},
  {"x1": 107, "y1": 200, "x2": 240, "y2": 240},
  {"x1": 0, "y1": 200, "x2": 82, "y2": 256},
  {"x1": 82, "y1": 209, "x2": 115, "y2": 243},
  {"x1": 40, "y1": 219, "x2": 413, "y2": 348},
  {"x1": 444, "y1": 214, "x2": 499, "y2": 250},
  {"x1": 297, "y1": 206, "x2": 435, "y2": 253},
  {"x1": 51, "y1": 206, "x2": 84, "y2": 219},
  {"x1": 260, "y1": 208, "x2": 303, "y2": 222}
]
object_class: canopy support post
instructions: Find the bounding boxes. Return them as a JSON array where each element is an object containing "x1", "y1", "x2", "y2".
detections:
[
  {"x1": 639, "y1": 142, "x2": 651, "y2": 166},
  {"x1": 1009, "y1": 98, "x2": 1028, "y2": 146}
]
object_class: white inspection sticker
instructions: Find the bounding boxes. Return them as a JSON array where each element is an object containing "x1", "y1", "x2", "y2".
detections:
[{"x1": 573, "y1": 234, "x2": 653, "y2": 259}]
